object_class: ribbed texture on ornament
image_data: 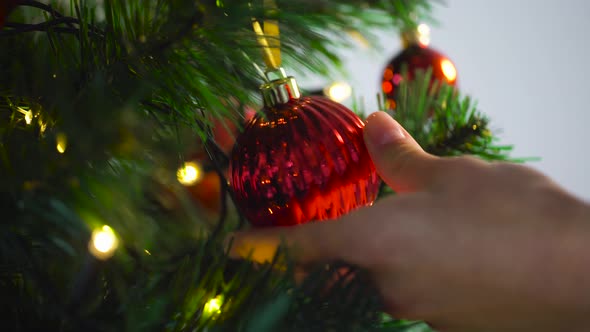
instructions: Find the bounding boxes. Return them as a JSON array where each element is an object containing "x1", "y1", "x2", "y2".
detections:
[{"x1": 230, "y1": 96, "x2": 380, "y2": 227}]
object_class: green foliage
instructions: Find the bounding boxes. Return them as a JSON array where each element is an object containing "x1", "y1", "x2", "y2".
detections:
[
  {"x1": 1, "y1": 1, "x2": 509, "y2": 331},
  {"x1": 388, "y1": 68, "x2": 514, "y2": 161},
  {"x1": 376, "y1": 68, "x2": 515, "y2": 205}
]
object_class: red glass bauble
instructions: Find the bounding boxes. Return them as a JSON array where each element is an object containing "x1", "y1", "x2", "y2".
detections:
[
  {"x1": 381, "y1": 44, "x2": 457, "y2": 109},
  {"x1": 230, "y1": 96, "x2": 380, "y2": 227},
  {"x1": 186, "y1": 170, "x2": 223, "y2": 213}
]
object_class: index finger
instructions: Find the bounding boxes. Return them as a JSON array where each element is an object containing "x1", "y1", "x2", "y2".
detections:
[{"x1": 227, "y1": 194, "x2": 423, "y2": 267}]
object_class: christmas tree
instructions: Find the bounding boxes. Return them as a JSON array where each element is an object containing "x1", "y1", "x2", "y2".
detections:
[{"x1": 1, "y1": 1, "x2": 513, "y2": 331}]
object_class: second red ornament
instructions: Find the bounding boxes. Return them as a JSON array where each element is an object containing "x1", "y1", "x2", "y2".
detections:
[{"x1": 381, "y1": 25, "x2": 458, "y2": 110}]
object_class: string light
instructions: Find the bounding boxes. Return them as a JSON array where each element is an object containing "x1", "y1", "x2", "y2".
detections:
[
  {"x1": 39, "y1": 120, "x2": 47, "y2": 134},
  {"x1": 56, "y1": 133, "x2": 67, "y2": 153},
  {"x1": 440, "y1": 59, "x2": 458, "y2": 82},
  {"x1": 16, "y1": 107, "x2": 33, "y2": 125},
  {"x1": 324, "y1": 82, "x2": 352, "y2": 103},
  {"x1": 89, "y1": 225, "x2": 118, "y2": 260},
  {"x1": 203, "y1": 295, "x2": 223, "y2": 317},
  {"x1": 417, "y1": 23, "x2": 431, "y2": 46},
  {"x1": 24, "y1": 111, "x2": 33, "y2": 124},
  {"x1": 177, "y1": 161, "x2": 202, "y2": 185}
]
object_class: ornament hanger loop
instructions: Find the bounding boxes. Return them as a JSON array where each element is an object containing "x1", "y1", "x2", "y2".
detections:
[
  {"x1": 251, "y1": 0, "x2": 301, "y2": 106},
  {"x1": 252, "y1": 0, "x2": 281, "y2": 70}
]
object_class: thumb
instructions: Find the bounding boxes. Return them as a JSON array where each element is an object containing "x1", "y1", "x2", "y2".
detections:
[{"x1": 364, "y1": 111, "x2": 440, "y2": 192}]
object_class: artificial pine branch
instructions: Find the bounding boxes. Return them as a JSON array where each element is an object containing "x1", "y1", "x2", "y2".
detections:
[
  {"x1": 390, "y1": 70, "x2": 513, "y2": 162},
  {"x1": 0, "y1": 1, "x2": 504, "y2": 331}
]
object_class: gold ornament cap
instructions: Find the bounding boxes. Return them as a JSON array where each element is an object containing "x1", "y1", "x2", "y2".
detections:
[{"x1": 260, "y1": 67, "x2": 301, "y2": 107}]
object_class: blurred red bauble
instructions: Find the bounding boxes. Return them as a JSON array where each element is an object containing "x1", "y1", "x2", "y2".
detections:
[
  {"x1": 230, "y1": 69, "x2": 380, "y2": 227},
  {"x1": 177, "y1": 159, "x2": 226, "y2": 214},
  {"x1": 381, "y1": 34, "x2": 457, "y2": 109},
  {"x1": 0, "y1": 0, "x2": 20, "y2": 28},
  {"x1": 186, "y1": 170, "x2": 222, "y2": 213}
]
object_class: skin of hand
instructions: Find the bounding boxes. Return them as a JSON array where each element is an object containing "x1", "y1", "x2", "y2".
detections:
[{"x1": 228, "y1": 111, "x2": 590, "y2": 332}]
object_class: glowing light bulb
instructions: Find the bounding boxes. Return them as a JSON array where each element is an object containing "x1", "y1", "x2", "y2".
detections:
[
  {"x1": 203, "y1": 295, "x2": 223, "y2": 317},
  {"x1": 440, "y1": 59, "x2": 457, "y2": 82},
  {"x1": 56, "y1": 133, "x2": 67, "y2": 154},
  {"x1": 417, "y1": 23, "x2": 430, "y2": 35},
  {"x1": 24, "y1": 111, "x2": 33, "y2": 124},
  {"x1": 89, "y1": 225, "x2": 118, "y2": 260},
  {"x1": 324, "y1": 82, "x2": 352, "y2": 102},
  {"x1": 177, "y1": 161, "x2": 202, "y2": 185},
  {"x1": 16, "y1": 107, "x2": 33, "y2": 125},
  {"x1": 417, "y1": 23, "x2": 431, "y2": 46},
  {"x1": 39, "y1": 121, "x2": 47, "y2": 134}
]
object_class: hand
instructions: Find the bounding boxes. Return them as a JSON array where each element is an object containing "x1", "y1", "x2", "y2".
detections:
[{"x1": 228, "y1": 111, "x2": 590, "y2": 332}]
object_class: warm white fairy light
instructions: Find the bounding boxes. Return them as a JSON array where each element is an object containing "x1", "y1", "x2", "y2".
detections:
[
  {"x1": 417, "y1": 23, "x2": 431, "y2": 46},
  {"x1": 324, "y1": 82, "x2": 352, "y2": 103},
  {"x1": 176, "y1": 161, "x2": 202, "y2": 185},
  {"x1": 89, "y1": 225, "x2": 118, "y2": 260},
  {"x1": 24, "y1": 111, "x2": 33, "y2": 124},
  {"x1": 441, "y1": 59, "x2": 457, "y2": 82},
  {"x1": 39, "y1": 120, "x2": 47, "y2": 134},
  {"x1": 16, "y1": 107, "x2": 33, "y2": 125},
  {"x1": 56, "y1": 133, "x2": 67, "y2": 154},
  {"x1": 203, "y1": 295, "x2": 223, "y2": 317}
]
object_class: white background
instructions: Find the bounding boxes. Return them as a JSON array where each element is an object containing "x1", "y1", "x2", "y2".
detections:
[{"x1": 300, "y1": 0, "x2": 590, "y2": 200}]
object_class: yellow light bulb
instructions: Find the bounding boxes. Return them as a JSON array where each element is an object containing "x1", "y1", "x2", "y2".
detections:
[
  {"x1": 417, "y1": 23, "x2": 431, "y2": 46},
  {"x1": 203, "y1": 295, "x2": 223, "y2": 317},
  {"x1": 417, "y1": 23, "x2": 431, "y2": 35},
  {"x1": 177, "y1": 161, "x2": 202, "y2": 185},
  {"x1": 16, "y1": 107, "x2": 33, "y2": 125},
  {"x1": 25, "y1": 111, "x2": 33, "y2": 125},
  {"x1": 89, "y1": 225, "x2": 118, "y2": 260},
  {"x1": 56, "y1": 133, "x2": 67, "y2": 154},
  {"x1": 441, "y1": 59, "x2": 457, "y2": 82},
  {"x1": 324, "y1": 82, "x2": 352, "y2": 103}
]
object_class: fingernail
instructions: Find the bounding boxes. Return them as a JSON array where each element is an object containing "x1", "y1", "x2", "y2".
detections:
[{"x1": 365, "y1": 111, "x2": 405, "y2": 146}]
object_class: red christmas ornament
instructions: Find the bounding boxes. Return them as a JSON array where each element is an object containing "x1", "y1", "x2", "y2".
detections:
[
  {"x1": 381, "y1": 28, "x2": 457, "y2": 110},
  {"x1": 0, "y1": 0, "x2": 20, "y2": 29},
  {"x1": 186, "y1": 170, "x2": 223, "y2": 213},
  {"x1": 230, "y1": 69, "x2": 380, "y2": 227}
]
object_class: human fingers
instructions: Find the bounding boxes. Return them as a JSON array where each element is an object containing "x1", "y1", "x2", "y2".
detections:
[
  {"x1": 227, "y1": 193, "x2": 427, "y2": 267},
  {"x1": 364, "y1": 111, "x2": 442, "y2": 192},
  {"x1": 227, "y1": 218, "x2": 358, "y2": 266}
]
